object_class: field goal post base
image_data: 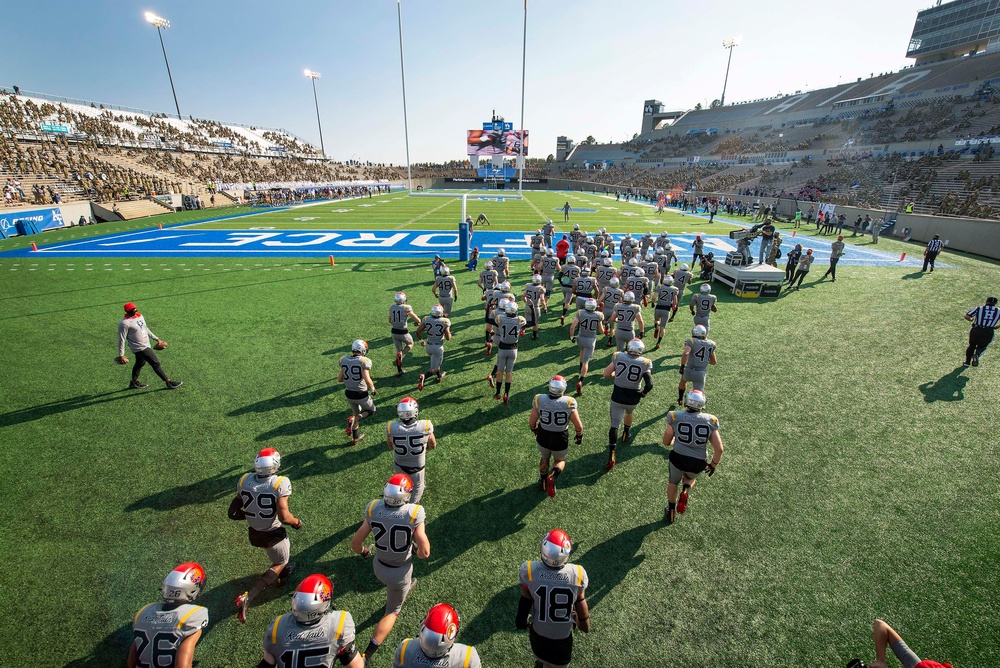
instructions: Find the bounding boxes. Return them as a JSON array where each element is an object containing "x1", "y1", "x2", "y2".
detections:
[{"x1": 409, "y1": 189, "x2": 523, "y2": 263}]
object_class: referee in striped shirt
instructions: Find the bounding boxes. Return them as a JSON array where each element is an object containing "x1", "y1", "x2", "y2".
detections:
[
  {"x1": 922, "y1": 235, "x2": 944, "y2": 272},
  {"x1": 964, "y1": 296, "x2": 1000, "y2": 366}
]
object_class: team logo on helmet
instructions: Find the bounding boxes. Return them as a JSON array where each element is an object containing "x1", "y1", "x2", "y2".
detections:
[
  {"x1": 394, "y1": 292, "x2": 407, "y2": 305},
  {"x1": 255, "y1": 448, "x2": 281, "y2": 475}
]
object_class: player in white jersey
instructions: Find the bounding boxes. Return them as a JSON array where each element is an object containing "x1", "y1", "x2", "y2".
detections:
[
  {"x1": 690, "y1": 283, "x2": 718, "y2": 332},
  {"x1": 677, "y1": 324, "x2": 717, "y2": 402},
  {"x1": 386, "y1": 397, "x2": 436, "y2": 503},
  {"x1": 482, "y1": 281, "x2": 508, "y2": 356},
  {"x1": 540, "y1": 250, "x2": 560, "y2": 302},
  {"x1": 559, "y1": 257, "x2": 581, "y2": 325},
  {"x1": 671, "y1": 264, "x2": 693, "y2": 322},
  {"x1": 117, "y1": 302, "x2": 183, "y2": 390},
  {"x1": 477, "y1": 261, "x2": 498, "y2": 295},
  {"x1": 431, "y1": 267, "x2": 458, "y2": 317},
  {"x1": 595, "y1": 257, "x2": 616, "y2": 291},
  {"x1": 493, "y1": 248, "x2": 510, "y2": 280},
  {"x1": 389, "y1": 292, "x2": 422, "y2": 377},
  {"x1": 415, "y1": 305, "x2": 452, "y2": 390},
  {"x1": 260, "y1": 574, "x2": 363, "y2": 668},
  {"x1": 661, "y1": 390, "x2": 723, "y2": 525},
  {"x1": 530, "y1": 376, "x2": 584, "y2": 498},
  {"x1": 129, "y1": 563, "x2": 208, "y2": 668},
  {"x1": 602, "y1": 339, "x2": 653, "y2": 469},
  {"x1": 652, "y1": 277, "x2": 679, "y2": 351},
  {"x1": 339, "y1": 339, "x2": 377, "y2": 445},
  {"x1": 572, "y1": 268, "x2": 597, "y2": 313},
  {"x1": 351, "y1": 474, "x2": 430, "y2": 666},
  {"x1": 599, "y1": 278, "x2": 624, "y2": 331},
  {"x1": 516, "y1": 529, "x2": 591, "y2": 668},
  {"x1": 609, "y1": 292, "x2": 644, "y2": 352},
  {"x1": 568, "y1": 298, "x2": 604, "y2": 395},
  {"x1": 523, "y1": 275, "x2": 546, "y2": 340},
  {"x1": 233, "y1": 448, "x2": 302, "y2": 624},
  {"x1": 393, "y1": 603, "x2": 481, "y2": 668},
  {"x1": 491, "y1": 301, "x2": 526, "y2": 406}
]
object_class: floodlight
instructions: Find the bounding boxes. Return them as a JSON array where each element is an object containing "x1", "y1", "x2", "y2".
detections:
[
  {"x1": 304, "y1": 69, "x2": 321, "y2": 80},
  {"x1": 145, "y1": 11, "x2": 169, "y2": 28}
]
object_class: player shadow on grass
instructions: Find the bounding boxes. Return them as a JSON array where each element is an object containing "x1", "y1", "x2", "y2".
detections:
[
  {"x1": 917, "y1": 366, "x2": 969, "y2": 403},
  {"x1": 460, "y1": 585, "x2": 521, "y2": 648},
  {"x1": 0, "y1": 389, "x2": 133, "y2": 428},
  {"x1": 901, "y1": 271, "x2": 926, "y2": 280},
  {"x1": 322, "y1": 337, "x2": 392, "y2": 356},
  {"x1": 422, "y1": 484, "x2": 547, "y2": 577},
  {"x1": 577, "y1": 520, "x2": 661, "y2": 611},
  {"x1": 125, "y1": 465, "x2": 242, "y2": 513},
  {"x1": 63, "y1": 624, "x2": 133, "y2": 668},
  {"x1": 228, "y1": 380, "x2": 339, "y2": 416}
]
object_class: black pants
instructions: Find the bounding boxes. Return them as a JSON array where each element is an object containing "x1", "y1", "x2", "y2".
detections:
[
  {"x1": 922, "y1": 251, "x2": 939, "y2": 271},
  {"x1": 823, "y1": 257, "x2": 840, "y2": 279},
  {"x1": 967, "y1": 326, "x2": 995, "y2": 362},
  {"x1": 133, "y1": 347, "x2": 169, "y2": 382},
  {"x1": 785, "y1": 263, "x2": 797, "y2": 282},
  {"x1": 790, "y1": 269, "x2": 809, "y2": 288}
]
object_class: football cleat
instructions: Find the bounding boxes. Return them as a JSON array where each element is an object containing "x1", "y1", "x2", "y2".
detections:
[
  {"x1": 162, "y1": 562, "x2": 207, "y2": 603},
  {"x1": 255, "y1": 448, "x2": 281, "y2": 475},
  {"x1": 503, "y1": 394, "x2": 509, "y2": 406},
  {"x1": 417, "y1": 374, "x2": 425, "y2": 392},
  {"x1": 485, "y1": 342, "x2": 492, "y2": 356},
  {"x1": 547, "y1": 474, "x2": 557, "y2": 498},
  {"x1": 677, "y1": 490, "x2": 689, "y2": 514},
  {"x1": 420, "y1": 603, "x2": 461, "y2": 659},
  {"x1": 346, "y1": 416, "x2": 355, "y2": 436},
  {"x1": 606, "y1": 451, "x2": 616, "y2": 470},
  {"x1": 437, "y1": 371, "x2": 446, "y2": 383},
  {"x1": 487, "y1": 374, "x2": 495, "y2": 389},
  {"x1": 540, "y1": 529, "x2": 572, "y2": 567},
  {"x1": 235, "y1": 592, "x2": 250, "y2": 624},
  {"x1": 384, "y1": 473, "x2": 413, "y2": 506},
  {"x1": 291, "y1": 574, "x2": 332, "y2": 624},
  {"x1": 664, "y1": 507, "x2": 675, "y2": 525},
  {"x1": 575, "y1": 381, "x2": 583, "y2": 396},
  {"x1": 352, "y1": 433, "x2": 365, "y2": 446}
]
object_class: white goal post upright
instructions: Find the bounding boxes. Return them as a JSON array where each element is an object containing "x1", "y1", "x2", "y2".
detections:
[{"x1": 409, "y1": 189, "x2": 524, "y2": 262}]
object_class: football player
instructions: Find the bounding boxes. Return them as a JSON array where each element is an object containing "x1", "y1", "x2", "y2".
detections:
[
  {"x1": 642, "y1": 254, "x2": 659, "y2": 289},
  {"x1": 572, "y1": 267, "x2": 597, "y2": 314},
  {"x1": 595, "y1": 256, "x2": 616, "y2": 292},
  {"x1": 599, "y1": 277, "x2": 624, "y2": 336},
  {"x1": 389, "y1": 293, "x2": 422, "y2": 377},
  {"x1": 481, "y1": 281, "x2": 505, "y2": 356},
  {"x1": 233, "y1": 449, "x2": 302, "y2": 624},
  {"x1": 339, "y1": 339, "x2": 377, "y2": 445},
  {"x1": 431, "y1": 267, "x2": 458, "y2": 317},
  {"x1": 661, "y1": 390, "x2": 723, "y2": 525},
  {"x1": 690, "y1": 283, "x2": 718, "y2": 333},
  {"x1": 569, "y1": 224, "x2": 584, "y2": 254},
  {"x1": 529, "y1": 376, "x2": 583, "y2": 498},
  {"x1": 491, "y1": 301, "x2": 526, "y2": 406},
  {"x1": 677, "y1": 325, "x2": 717, "y2": 403},
  {"x1": 609, "y1": 291, "x2": 644, "y2": 352},
  {"x1": 559, "y1": 256, "x2": 581, "y2": 325},
  {"x1": 415, "y1": 304, "x2": 452, "y2": 390},
  {"x1": 117, "y1": 302, "x2": 183, "y2": 390},
  {"x1": 671, "y1": 264, "x2": 693, "y2": 322},
  {"x1": 624, "y1": 268, "x2": 649, "y2": 307},
  {"x1": 393, "y1": 603, "x2": 481, "y2": 667},
  {"x1": 477, "y1": 260, "x2": 498, "y2": 295},
  {"x1": 602, "y1": 338, "x2": 653, "y2": 469},
  {"x1": 568, "y1": 298, "x2": 604, "y2": 395},
  {"x1": 493, "y1": 248, "x2": 510, "y2": 280},
  {"x1": 516, "y1": 530, "x2": 590, "y2": 668},
  {"x1": 387, "y1": 397, "x2": 436, "y2": 503},
  {"x1": 129, "y1": 563, "x2": 208, "y2": 668},
  {"x1": 540, "y1": 249, "x2": 560, "y2": 302},
  {"x1": 350, "y1": 474, "x2": 430, "y2": 666},
  {"x1": 652, "y1": 276, "x2": 679, "y2": 351},
  {"x1": 523, "y1": 275, "x2": 546, "y2": 340},
  {"x1": 260, "y1": 574, "x2": 363, "y2": 668}
]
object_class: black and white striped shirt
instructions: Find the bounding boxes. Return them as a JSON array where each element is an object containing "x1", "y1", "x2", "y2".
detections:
[
  {"x1": 967, "y1": 305, "x2": 1000, "y2": 328},
  {"x1": 926, "y1": 238, "x2": 944, "y2": 253}
]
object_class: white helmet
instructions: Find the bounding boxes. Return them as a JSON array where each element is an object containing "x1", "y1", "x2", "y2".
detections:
[
  {"x1": 504, "y1": 301, "x2": 518, "y2": 316},
  {"x1": 430, "y1": 304, "x2": 444, "y2": 317},
  {"x1": 255, "y1": 448, "x2": 281, "y2": 475},
  {"x1": 663, "y1": 276, "x2": 674, "y2": 286},
  {"x1": 602, "y1": 258, "x2": 613, "y2": 266},
  {"x1": 580, "y1": 267, "x2": 590, "y2": 276},
  {"x1": 486, "y1": 261, "x2": 494, "y2": 270},
  {"x1": 574, "y1": 224, "x2": 580, "y2": 230},
  {"x1": 384, "y1": 473, "x2": 413, "y2": 507},
  {"x1": 162, "y1": 562, "x2": 207, "y2": 603},
  {"x1": 600, "y1": 250, "x2": 609, "y2": 258},
  {"x1": 546, "y1": 248, "x2": 554, "y2": 257},
  {"x1": 623, "y1": 291, "x2": 635, "y2": 304},
  {"x1": 680, "y1": 263, "x2": 689, "y2": 271},
  {"x1": 498, "y1": 298, "x2": 511, "y2": 313},
  {"x1": 610, "y1": 277, "x2": 620, "y2": 288},
  {"x1": 498, "y1": 248, "x2": 506, "y2": 257},
  {"x1": 645, "y1": 254, "x2": 654, "y2": 262},
  {"x1": 540, "y1": 529, "x2": 573, "y2": 568},
  {"x1": 660, "y1": 231, "x2": 668, "y2": 237},
  {"x1": 291, "y1": 574, "x2": 333, "y2": 624},
  {"x1": 586, "y1": 237, "x2": 594, "y2": 244},
  {"x1": 397, "y1": 396, "x2": 419, "y2": 422},
  {"x1": 536, "y1": 228, "x2": 543, "y2": 235},
  {"x1": 655, "y1": 248, "x2": 665, "y2": 255},
  {"x1": 584, "y1": 298, "x2": 598, "y2": 312},
  {"x1": 440, "y1": 267, "x2": 450, "y2": 277},
  {"x1": 531, "y1": 274, "x2": 542, "y2": 286},
  {"x1": 626, "y1": 338, "x2": 645, "y2": 357},
  {"x1": 700, "y1": 283, "x2": 712, "y2": 293},
  {"x1": 351, "y1": 339, "x2": 368, "y2": 356},
  {"x1": 566, "y1": 256, "x2": 576, "y2": 264},
  {"x1": 634, "y1": 268, "x2": 645, "y2": 278},
  {"x1": 394, "y1": 292, "x2": 407, "y2": 305},
  {"x1": 419, "y1": 604, "x2": 461, "y2": 659},
  {"x1": 499, "y1": 281, "x2": 511, "y2": 293},
  {"x1": 628, "y1": 258, "x2": 638, "y2": 267},
  {"x1": 685, "y1": 389, "x2": 707, "y2": 410},
  {"x1": 692, "y1": 325, "x2": 708, "y2": 339},
  {"x1": 548, "y1": 375, "x2": 568, "y2": 397}
]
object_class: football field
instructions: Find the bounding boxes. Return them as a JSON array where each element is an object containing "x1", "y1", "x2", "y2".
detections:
[{"x1": 0, "y1": 190, "x2": 997, "y2": 667}]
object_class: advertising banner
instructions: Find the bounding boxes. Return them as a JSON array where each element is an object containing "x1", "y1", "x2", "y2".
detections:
[{"x1": 0, "y1": 207, "x2": 68, "y2": 237}]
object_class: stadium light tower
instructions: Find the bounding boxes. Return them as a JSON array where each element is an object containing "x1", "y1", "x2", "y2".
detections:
[
  {"x1": 304, "y1": 70, "x2": 326, "y2": 157},
  {"x1": 518, "y1": 0, "x2": 527, "y2": 195},
  {"x1": 720, "y1": 38, "x2": 739, "y2": 107},
  {"x1": 396, "y1": 0, "x2": 412, "y2": 192},
  {"x1": 144, "y1": 11, "x2": 182, "y2": 120}
]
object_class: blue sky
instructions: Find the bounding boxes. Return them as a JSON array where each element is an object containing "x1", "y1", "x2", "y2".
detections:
[{"x1": 2, "y1": 0, "x2": 929, "y2": 164}]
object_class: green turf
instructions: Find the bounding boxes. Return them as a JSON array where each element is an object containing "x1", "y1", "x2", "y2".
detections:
[{"x1": 0, "y1": 192, "x2": 997, "y2": 667}]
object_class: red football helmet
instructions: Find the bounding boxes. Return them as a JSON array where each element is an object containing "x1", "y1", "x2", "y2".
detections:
[
  {"x1": 255, "y1": 448, "x2": 281, "y2": 475},
  {"x1": 419, "y1": 603, "x2": 460, "y2": 658},
  {"x1": 291, "y1": 574, "x2": 333, "y2": 624},
  {"x1": 162, "y1": 562, "x2": 206, "y2": 603},
  {"x1": 541, "y1": 529, "x2": 572, "y2": 568},
  {"x1": 384, "y1": 473, "x2": 413, "y2": 507}
]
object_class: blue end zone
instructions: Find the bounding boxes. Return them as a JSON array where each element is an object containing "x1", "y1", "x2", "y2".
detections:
[{"x1": 0, "y1": 228, "x2": 940, "y2": 267}]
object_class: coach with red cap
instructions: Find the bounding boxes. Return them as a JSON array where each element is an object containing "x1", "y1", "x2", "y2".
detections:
[{"x1": 117, "y1": 302, "x2": 183, "y2": 390}]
